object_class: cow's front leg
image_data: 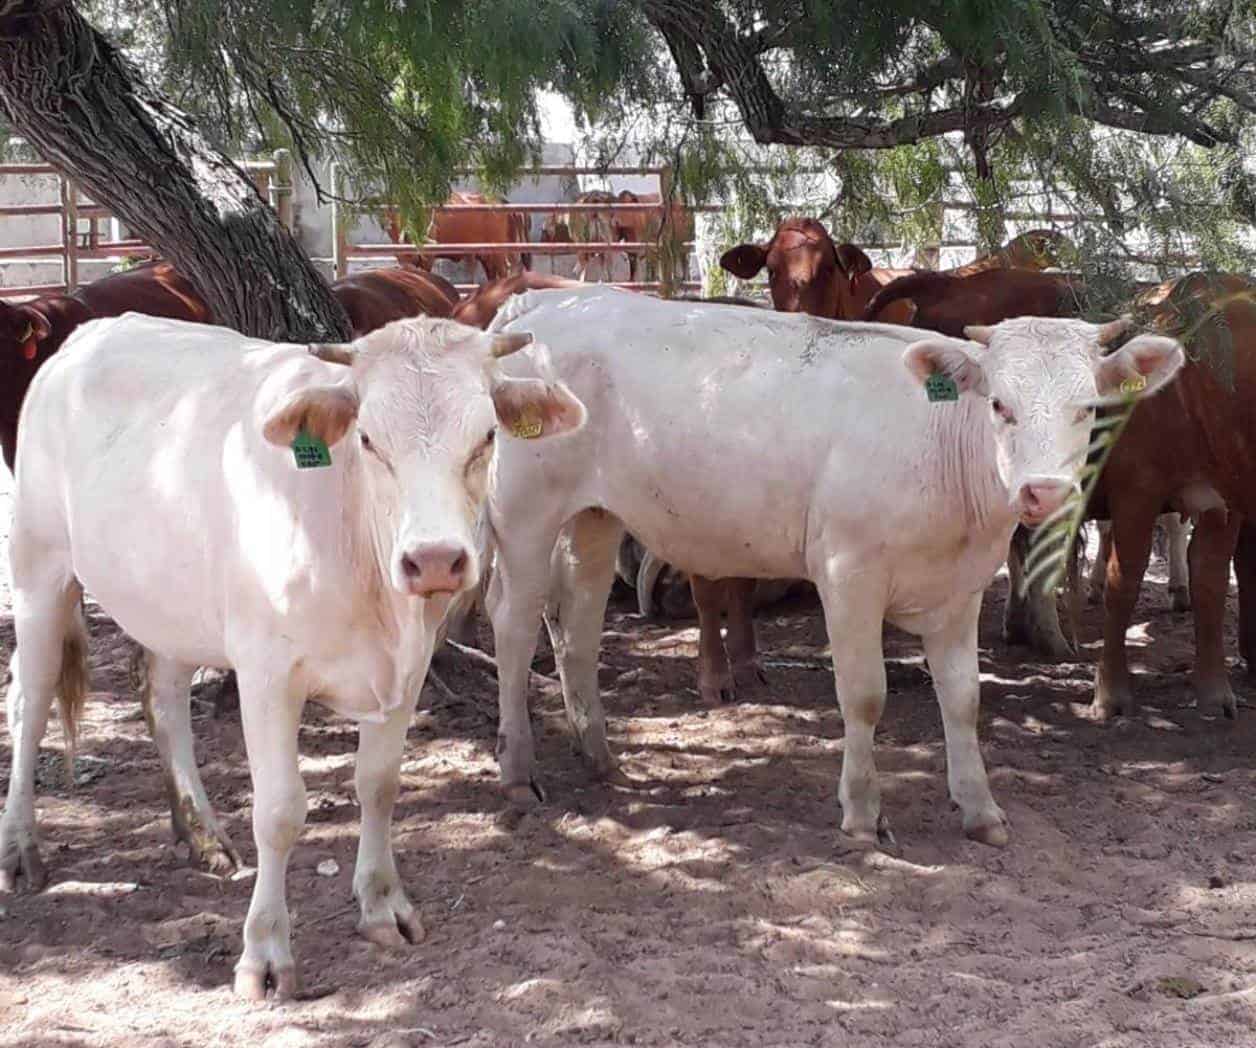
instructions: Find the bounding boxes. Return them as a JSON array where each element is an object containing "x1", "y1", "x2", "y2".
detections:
[
  {"x1": 923, "y1": 592, "x2": 1007, "y2": 846},
  {"x1": 690, "y1": 575, "x2": 734, "y2": 704},
  {"x1": 1187, "y1": 508, "x2": 1240, "y2": 718},
  {"x1": 353, "y1": 698, "x2": 425, "y2": 948},
  {"x1": 1003, "y1": 525, "x2": 1071, "y2": 657},
  {"x1": 816, "y1": 570, "x2": 892, "y2": 848},
  {"x1": 134, "y1": 648, "x2": 242, "y2": 875},
  {"x1": 233, "y1": 671, "x2": 306, "y2": 1001}
]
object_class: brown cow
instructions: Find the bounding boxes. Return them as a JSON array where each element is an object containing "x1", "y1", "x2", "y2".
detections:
[
  {"x1": 1020, "y1": 274, "x2": 1256, "y2": 719},
  {"x1": 720, "y1": 218, "x2": 915, "y2": 324},
  {"x1": 0, "y1": 261, "x2": 211, "y2": 470},
  {"x1": 862, "y1": 268, "x2": 1082, "y2": 335},
  {"x1": 611, "y1": 191, "x2": 695, "y2": 283},
  {"x1": 407, "y1": 191, "x2": 531, "y2": 283},
  {"x1": 331, "y1": 258, "x2": 460, "y2": 336}
]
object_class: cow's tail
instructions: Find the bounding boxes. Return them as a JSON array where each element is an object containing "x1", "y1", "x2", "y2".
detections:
[
  {"x1": 56, "y1": 603, "x2": 90, "y2": 787},
  {"x1": 861, "y1": 271, "x2": 954, "y2": 322},
  {"x1": 1063, "y1": 525, "x2": 1084, "y2": 654}
]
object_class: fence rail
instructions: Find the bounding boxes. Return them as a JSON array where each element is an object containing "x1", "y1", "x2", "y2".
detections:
[{"x1": 0, "y1": 151, "x2": 291, "y2": 299}]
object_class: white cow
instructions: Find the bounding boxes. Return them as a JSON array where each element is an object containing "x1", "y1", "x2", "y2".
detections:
[
  {"x1": 482, "y1": 286, "x2": 1183, "y2": 847},
  {"x1": 0, "y1": 312, "x2": 585, "y2": 998}
]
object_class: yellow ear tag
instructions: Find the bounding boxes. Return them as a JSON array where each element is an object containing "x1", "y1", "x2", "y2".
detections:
[
  {"x1": 1119, "y1": 375, "x2": 1147, "y2": 395},
  {"x1": 510, "y1": 409, "x2": 544, "y2": 439}
]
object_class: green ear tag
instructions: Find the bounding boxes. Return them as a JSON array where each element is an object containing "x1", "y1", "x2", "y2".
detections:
[
  {"x1": 291, "y1": 429, "x2": 332, "y2": 469},
  {"x1": 1119, "y1": 375, "x2": 1147, "y2": 395},
  {"x1": 510, "y1": 408, "x2": 544, "y2": 440},
  {"x1": 925, "y1": 372, "x2": 959, "y2": 402}
]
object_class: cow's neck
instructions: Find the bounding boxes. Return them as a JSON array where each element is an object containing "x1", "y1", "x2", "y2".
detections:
[{"x1": 929, "y1": 394, "x2": 1015, "y2": 541}]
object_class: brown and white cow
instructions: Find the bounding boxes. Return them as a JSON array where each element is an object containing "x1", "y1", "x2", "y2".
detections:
[
  {"x1": 331, "y1": 255, "x2": 461, "y2": 336},
  {"x1": 1015, "y1": 274, "x2": 1256, "y2": 719}
]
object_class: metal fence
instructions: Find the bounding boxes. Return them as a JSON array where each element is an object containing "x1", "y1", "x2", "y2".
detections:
[{"x1": 0, "y1": 151, "x2": 292, "y2": 300}]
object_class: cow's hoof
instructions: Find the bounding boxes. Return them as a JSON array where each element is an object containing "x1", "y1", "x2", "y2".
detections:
[
  {"x1": 0, "y1": 835, "x2": 45, "y2": 894},
  {"x1": 964, "y1": 812, "x2": 1010, "y2": 847},
  {"x1": 359, "y1": 912, "x2": 425, "y2": 949},
  {"x1": 1195, "y1": 681, "x2": 1238, "y2": 720},
  {"x1": 234, "y1": 963, "x2": 300, "y2": 1002},
  {"x1": 175, "y1": 821, "x2": 243, "y2": 878},
  {"x1": 1170, "y1": 587, "x2": 1191, "y2": 613},
  {"x1": 697, "y1": 677, "x2": 734, "y2": 706},
  {"x1": 504, "y1": 779, "x2": 545, "y2": 810},
  {"x1": 836, "y1": 815, "x2": 899, "y2": 857},
  {"x1": 1092, "y1": 668, "x2": 1132, "y2": 721}
]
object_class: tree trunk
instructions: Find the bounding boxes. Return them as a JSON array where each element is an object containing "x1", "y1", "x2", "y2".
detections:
[{"x1": 0, "y1": 2, "x2": 350, "y2": 341}]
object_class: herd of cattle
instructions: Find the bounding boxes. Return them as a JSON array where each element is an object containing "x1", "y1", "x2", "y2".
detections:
[{"x1": 0, "y1": 208, "x2": 1252, "y2": 1001}]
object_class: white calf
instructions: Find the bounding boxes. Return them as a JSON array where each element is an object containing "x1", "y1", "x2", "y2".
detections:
[
  {"x1": 0, "y1": 312, "x2": 584, "y2": 998},
  {"x1": 482, "y1": 287, "x2": 1183, "y2": 847}
]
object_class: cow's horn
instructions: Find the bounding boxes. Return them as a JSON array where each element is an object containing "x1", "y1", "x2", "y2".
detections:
[
  {"x1": 490, "y1": 332, "x2": 534, "y2": 358},
  {"x1": 1097, "y1": 315, "x2": 1133, "y2": 345},
  {"x1": 964, "y1": 325, "x2": 995, "y2": 345},
  {"x1": 309, "y1": 343, "x2": 356, "y2": 366}
]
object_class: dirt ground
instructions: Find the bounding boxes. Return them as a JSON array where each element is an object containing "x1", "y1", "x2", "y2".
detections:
[{"x1": 2, "y1": 497, "x2": 1256, "y2": 1046}]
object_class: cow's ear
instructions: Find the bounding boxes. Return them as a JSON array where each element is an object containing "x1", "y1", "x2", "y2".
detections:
[
  {"x1": 490, "y1": 376, "x2": 586, "y2": 440},
  {"x1": 262, "y1": 385, "x2": 360, "y2": 448},
  {"x1": 834, "y1": 244, "x2": 872, "y2": 277},
  {"x1": 1094, "y1": 334, "x2": 1184, "y2": 398},
  {"x1": 903, "y1": 340, "x2": 989, "y2": 396},
  {"x1": 719, "y1": 243, "x2": 768, "y2": 279},
  {"x1": 16, "y1": 306, "x2": 51, "y2": 343}
]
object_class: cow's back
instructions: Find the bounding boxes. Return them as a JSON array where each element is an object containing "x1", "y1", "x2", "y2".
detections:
[
  {"x1": 72, "y1": 260, "x2": 211, "y2": 324},
  {"x1": 489, "y1": 286, "x2": 989, "y2": 582}
]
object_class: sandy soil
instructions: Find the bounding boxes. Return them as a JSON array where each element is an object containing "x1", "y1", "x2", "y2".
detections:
[{"x1": 1, "y1": 462, "x2": 1255, "y2": 1046}]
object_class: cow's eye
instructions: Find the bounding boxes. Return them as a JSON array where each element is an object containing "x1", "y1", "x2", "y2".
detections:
[
  {"x1": 485, "y1": 428, "x2": 496, "y2": 446},
  {"x1": 991, "y1": 398, "x2": 1016, "y2": 424},
  {"x1": 359, "y1": 431, "x2": 373, "y2": 451}
]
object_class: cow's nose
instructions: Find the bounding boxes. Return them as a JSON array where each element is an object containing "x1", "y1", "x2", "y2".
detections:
[
  {"x1": 396, "y1": 541, "x2": 470, "y2": 597},
  {"x1": 1016, "y1": 478, "x2": 1073, "y2": 525}
]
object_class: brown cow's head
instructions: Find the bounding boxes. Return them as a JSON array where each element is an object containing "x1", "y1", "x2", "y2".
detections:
[
  {"x1": 0, "y1": 300, "x2": 52, "y2": 362},
  {"x1": 719, "y1": 218, "x2": 873, "y2": 319}
]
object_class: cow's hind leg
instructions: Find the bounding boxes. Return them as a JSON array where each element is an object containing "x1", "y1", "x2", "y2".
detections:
[
  {"x1": 816, "y1": 568, "x2": 893, "y2": 848},
  {"x1": 1093, "y1": 496, "x2": 1158, "y2": 719},
  {"x1": 924, "y1": 592, "x2": 1007, "y2": 845},
  {"x1": 233, "y1": 667, "x2": 306, "y2": 1000},
  {"x1": 1236, "y1": 520, "x2": 1256, "y2": 677},
  {"x1": 1187, "y1": 508, "x2": 1240, "y2": 718},
  {"x1": 353, "y1": 694, "x2": 425, "y2": 949},
  {"x1": 724, "y1": 579, "x2": 767, "y2": 697},
  {"x1": 0, "y1": 568, "x2": 84, "y2": 893},
  {"x1": 1088, "y1": 521, "x2": 1113, "y2": 604},
  {"x1": 1166, "y1": 513, "x2": 1192, "y2": 612},
  {"x1": 691, "y1": 575, "x2": 734, "y2": 705},
  {"x1": 134, "y1": 648, "x2": 242, "y2": 875},
  {"x1": 545, "y1": 509, "x2": 624, "y2": 778}
]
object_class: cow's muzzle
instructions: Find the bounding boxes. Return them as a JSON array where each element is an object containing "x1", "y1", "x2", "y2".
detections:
[
  {"x1": 393, "y1": 540, "x2": 474, "y2": 598},
  {"x1": 1014, "y1": 476, "x2": 1075, "y2": 528}
]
